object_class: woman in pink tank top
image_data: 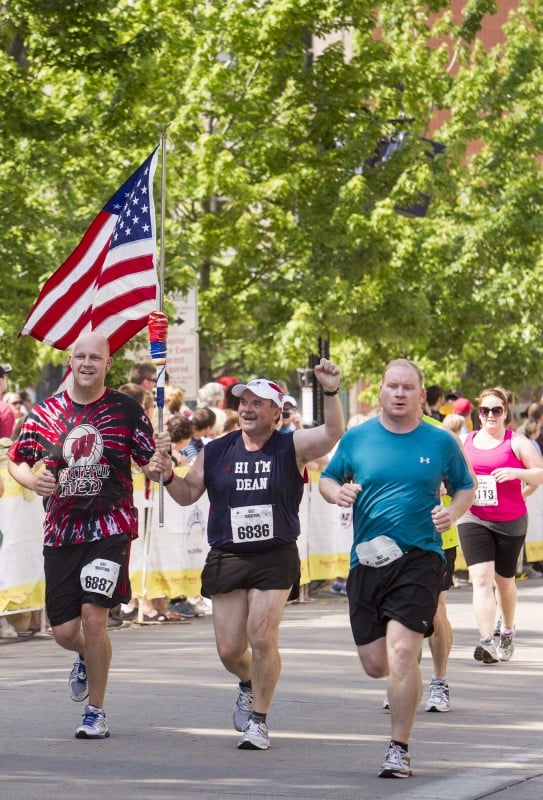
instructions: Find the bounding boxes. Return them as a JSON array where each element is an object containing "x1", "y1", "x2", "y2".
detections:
[{"x1": 458, "y1": 387, "x2": 543, "y2": 666}]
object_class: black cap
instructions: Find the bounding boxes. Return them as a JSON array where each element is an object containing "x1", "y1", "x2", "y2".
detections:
[{"x1": 0, "y1": 363, "x2": 12, "y2": 378}]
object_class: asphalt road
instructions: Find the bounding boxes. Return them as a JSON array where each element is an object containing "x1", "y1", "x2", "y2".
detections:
[{"x1": 2, "y1": 577, "x2": 543, "y2": 800}]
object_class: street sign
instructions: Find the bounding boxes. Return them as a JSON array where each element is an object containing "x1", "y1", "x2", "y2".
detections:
[
  {"x1": 165, "y1": 330, "x2": 199, "y2": 400},
  {"x1": 170, "y1": 287, "x2": 198, "y2": 331}
]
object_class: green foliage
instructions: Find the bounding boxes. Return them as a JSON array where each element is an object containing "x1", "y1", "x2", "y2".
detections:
[{"x1": 1, "y1": 0, "x2": 542, "y2": 399}]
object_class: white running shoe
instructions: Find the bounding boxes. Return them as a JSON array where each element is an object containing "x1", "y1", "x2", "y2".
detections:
[
  {"x1": 497, "y1": 629, "x2": 515, "y2": 661},
  {"x1": 237, "y1": 718, "x2": 269, "y2": 750},
  {"x1": 75, "y1": 705, "x2": 110, "y2": 739},
  {"x1": 378, "y1": 742, "x2": 412, "y2": 778},
  {"x1": 474, "y1": 636, "x2": 499, "y2": 664},
  {"x1": 0, "y1": 618, "x2": 18, "y2": 639},
  {"x1": 233, "y1": 685, "x2": 253, "y2": 731},
  {"x1": 425, "y1": 678, "x2": 450, "y2": 712},
  {"x1": 68, "y1": 657, "x2": 89, "y2": 702}
]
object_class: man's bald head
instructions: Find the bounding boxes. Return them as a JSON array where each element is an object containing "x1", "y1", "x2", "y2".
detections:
[{"x1": 71, "y1": 332, "x2": 111, "y2": 359}]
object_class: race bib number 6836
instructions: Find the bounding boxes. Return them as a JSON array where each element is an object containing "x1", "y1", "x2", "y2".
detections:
[{"x1": 230, "y1": 504, "x2": 274, "y2": 544}]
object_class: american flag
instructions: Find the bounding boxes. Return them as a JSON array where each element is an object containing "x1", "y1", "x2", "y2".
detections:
[{"x1": 20, "y1": 148, "x2": 159, "y2": 355}]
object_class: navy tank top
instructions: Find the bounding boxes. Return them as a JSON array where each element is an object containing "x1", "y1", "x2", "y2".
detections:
[{"x1": 203, "y1": 429, "x2": 304, "y2": 550}]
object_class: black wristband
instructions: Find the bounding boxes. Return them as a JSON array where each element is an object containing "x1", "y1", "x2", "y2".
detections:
[
  {"x1": 163, "y1": 471, "x2": 175, "y2": 486},
  {"x1": 323, "y1": 388, "x2": 340, "y2": 396}
]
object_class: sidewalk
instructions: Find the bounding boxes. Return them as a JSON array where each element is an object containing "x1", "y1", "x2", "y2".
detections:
[{"x1": 1, "y1": 577, "x2": 543, "y2": 800}]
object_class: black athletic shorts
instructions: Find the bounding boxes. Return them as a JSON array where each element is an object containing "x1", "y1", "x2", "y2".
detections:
[
  {"x1": 458, "y1": 515, "x2": 527, "y2": 578},
  {"x1": 442, "y1": 546, "x2": 457, "y2": 591},
  {"x1": 44, "y1": 534, "x2": 131, "y2": 627},
  {"x1": 200, "y1": 541, "x2": 300, "y2": 598},
  {"x1": 347, "y1": 548, "x2": 443, "y2": 646}
]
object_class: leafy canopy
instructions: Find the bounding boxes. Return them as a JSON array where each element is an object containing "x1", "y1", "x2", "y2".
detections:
[{"x1": 1, "y1": 0, "x2": 542, "y2": 398}]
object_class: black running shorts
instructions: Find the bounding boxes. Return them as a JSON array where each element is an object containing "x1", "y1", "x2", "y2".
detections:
[
  {"x1": 44, "y1": 534, "x2": 131, "y2": 627},
  {"x1": 458, "y1": 515, "x2": 527, "y2": 578},
  {"x1": 347, "y1": 548, "x2": 443, "y2": 646},
  {"x1": 200, "y1": 542, "x2": 300, "y2": 598},
  {"x1": 442, "y1": 546, "x2": 457, "y2": 591}
]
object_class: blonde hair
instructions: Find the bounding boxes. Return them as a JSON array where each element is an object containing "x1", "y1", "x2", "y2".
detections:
[
  {"x1": 165, "y1": 385, "x2": 186, "y2": 414},
  {"x1": 442, "y1": 413, "x2": 465, "y2": 434}
]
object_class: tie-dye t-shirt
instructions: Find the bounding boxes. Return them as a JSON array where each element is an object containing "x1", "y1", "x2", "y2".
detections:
[{"x1": 8, "y1": 388, "x2": 155, "y2": 546}]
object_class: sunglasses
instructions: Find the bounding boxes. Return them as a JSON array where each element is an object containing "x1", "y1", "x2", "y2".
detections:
[{"x1": 479, "y1": 406, "x2": 504, "y2": 417}]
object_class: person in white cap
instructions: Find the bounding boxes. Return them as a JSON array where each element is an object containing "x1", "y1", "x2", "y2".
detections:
[
  {"x1": 149, "y1": 357, "x2": 344, "y2": 750},
  {"x1": 277, "y1": 394, "x2": 302, "y2": 433}
]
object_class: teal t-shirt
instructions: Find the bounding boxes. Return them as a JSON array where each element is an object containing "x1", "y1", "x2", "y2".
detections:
[{"x1": 321, "y1": 417, "x2": 474, "y2": 568}]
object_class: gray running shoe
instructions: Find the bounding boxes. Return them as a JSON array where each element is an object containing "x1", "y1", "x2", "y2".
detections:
[
  {"x1": 425, "y1": 678, "x2": 450, "y2": 712},
  {"x1": 75, "y1": 705, "x2": 110, "y2": 739},
  {"x1": 378, "y1": 742, "x2": 412, "y2": 778},
  {"x1": 233, "y1": 685, "x2": 253, "y2": 732},
  {"x1": 68, "y1": 657, "x2": 88, "y2": 702},
  {"x1": 237, "y1": 718, "x2": 269, "y2": 750},
  {"x1": 497, "y1": 629, "x2": 515, "y2": 661},
  {"x1": 474, "y1": 636, "x2": 499, "y2": 664}
]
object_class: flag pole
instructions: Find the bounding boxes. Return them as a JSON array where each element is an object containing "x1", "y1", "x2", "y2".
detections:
[
  {"x1": 148, "y1": 127, "x2": 170, "y2": 527},
  {"x1": 141, "y1": 130, "x2": 169, "y2": 619},
  {"x1": 158, "y1": 126, "x2": 168, "y2": 312}
]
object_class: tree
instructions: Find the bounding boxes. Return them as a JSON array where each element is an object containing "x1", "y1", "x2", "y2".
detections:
[{"x1": 1, "y1": 1, "x2": 542, "y2": 398}]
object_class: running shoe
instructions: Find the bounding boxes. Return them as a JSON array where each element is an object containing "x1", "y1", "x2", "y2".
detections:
[
  {"x1": 68, "y1": 657, "x2": 89, "y2": 702},
  {"x1": 473, "y1": 636, "x2": 499, "y2": 664},
  {"x1": 75, "y1": 705, "x2": 110, "y2": 739},
  {"x1": 0, "y1": 618, "x2": 18, "y2": 639},
  {"x1": 233, "y1": 685, "x2": 253, "y2": 732},
  {"x1": 497, "y1": 629, "x2": 515, "y2": 661},
  {"x1": 167, "y1": 599, "x2": 198, "y2": 618},
  {"x1": 425, "y1": 678, "x2": 450, "y2": 712},
  {"x1": 378, "y1": 742, "x2": 412, "y2": 778},
  {"x1": 237, "y1": 718, "x2": 269, "y2": 750},
  {"x1": 187, "y1": 596, "x2": 213, "y2": 615},
  {"x1": 329, "y1": 579, "x2": 347, "y2": 596}
]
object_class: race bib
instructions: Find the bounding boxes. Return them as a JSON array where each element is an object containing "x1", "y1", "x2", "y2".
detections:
[
  {"x1": 473, "y1": 475, "x2": 498, "y2": 507},
  {"x1": 230, "y1": 504, "x2": 274, "y2": 544},
  {"x1": 355, "y1": 535, "x2": 404, "y2": 568},
  {"x1": 80, "y1": 558, "x2": 120, "y2": 598}
]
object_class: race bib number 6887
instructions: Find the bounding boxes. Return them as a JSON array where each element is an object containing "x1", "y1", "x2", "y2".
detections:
[{"x1": 80, "y1": 558, "x2": 120, "y2": 598}]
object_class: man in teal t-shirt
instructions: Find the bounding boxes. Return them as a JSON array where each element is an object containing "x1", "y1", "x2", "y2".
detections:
[{"x1": 320, "y1": 358, "x2": 474, "y2": 779}]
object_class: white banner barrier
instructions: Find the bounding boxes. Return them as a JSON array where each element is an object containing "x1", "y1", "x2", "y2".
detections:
[
  {"x1": 525, "y1": 485, "x2": 543, "y2": 563},
  {"x1": 1, "y1": 467, "x2": 352, "y2": 614},
  {"x1": 0, "y1": 466, "x2": 46, "y2": 614},
  {"x1": 5, "y1": 462, "x2": 543, "y2": 615}
]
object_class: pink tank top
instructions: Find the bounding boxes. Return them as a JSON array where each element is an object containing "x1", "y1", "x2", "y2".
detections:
[{"x1": 463, "y1": 429, "x2": 526, "y2": 522}]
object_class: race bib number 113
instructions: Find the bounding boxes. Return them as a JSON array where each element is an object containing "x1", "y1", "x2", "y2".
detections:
[{"x1": 473, "y1": 475, "x2": 499, "y2": 507}]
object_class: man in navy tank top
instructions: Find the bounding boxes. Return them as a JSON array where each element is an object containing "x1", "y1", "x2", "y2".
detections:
[{"x1": 150, "y1": 358, "x2": 344, "y2": 750}]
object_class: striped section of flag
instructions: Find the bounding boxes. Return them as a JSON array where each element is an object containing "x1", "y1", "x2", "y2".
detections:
[{"x1": 20, "y1": 148, "x2": 159, "y2": 355}]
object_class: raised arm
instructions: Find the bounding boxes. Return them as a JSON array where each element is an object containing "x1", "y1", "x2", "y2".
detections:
[{"x1": 293, "y1": 358, "x2": 345, "y2": 468}]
